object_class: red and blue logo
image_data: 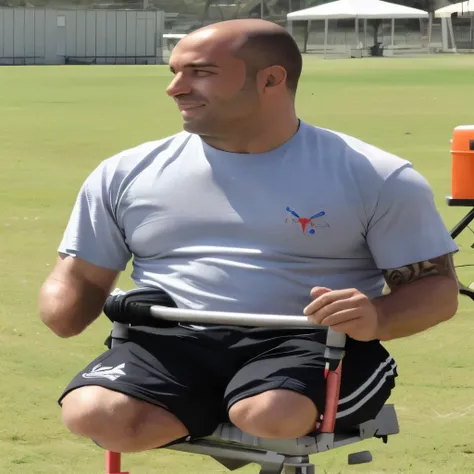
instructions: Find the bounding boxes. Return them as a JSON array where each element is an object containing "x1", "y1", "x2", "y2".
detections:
[{"x1": 285, "y1": 206, "x2": 329, "y2": 235}]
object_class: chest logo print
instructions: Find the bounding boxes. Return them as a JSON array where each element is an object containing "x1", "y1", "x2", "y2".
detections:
[{"x1": 285, "y1": 207, "x2": 329, "y2": 235}]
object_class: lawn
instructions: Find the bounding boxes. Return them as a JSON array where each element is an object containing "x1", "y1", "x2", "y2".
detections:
[{"x1": 0, "y1": 55, "x2": 474, "y2": 474}]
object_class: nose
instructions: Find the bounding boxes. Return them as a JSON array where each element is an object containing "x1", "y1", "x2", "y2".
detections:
[{"x1": 166, "y1": 72, "x2": 192, "y2": 97}]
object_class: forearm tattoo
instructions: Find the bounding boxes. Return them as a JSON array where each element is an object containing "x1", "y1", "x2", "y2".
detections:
[{"x1": 383, "y1": 254, "x2": 455, "y2": 290}]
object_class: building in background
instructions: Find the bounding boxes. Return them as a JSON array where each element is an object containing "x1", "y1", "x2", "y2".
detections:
[
  {"x1": 0, "y1": 0, "x2": 165, "y2": 64},
  {"x1": 0, "y1": 0, "x2": 470, "y2": 64}
]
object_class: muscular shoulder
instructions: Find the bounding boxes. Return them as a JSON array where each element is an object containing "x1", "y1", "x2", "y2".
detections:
[
  {"x1": 82, "y1": 131, "x2": 196, "y2": 201},
  {"x1": 302, "y1": 123, "x2": 411, "y2": 182},
  {"x1": 300, "y1": 123, "x2": 426, "y2": 218},
  {"x1": 101, "y1": 130, "x2": 195, "y2": 177}
]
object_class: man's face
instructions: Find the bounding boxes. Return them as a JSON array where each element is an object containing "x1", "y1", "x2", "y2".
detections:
[{"x1": 166, "y1": 32, "x2": 260, "y2": 136}]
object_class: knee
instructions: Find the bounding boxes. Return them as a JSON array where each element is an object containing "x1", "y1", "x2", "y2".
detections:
[
  {"x1": 61, "y1": 386, "x2": 188, "y2": 452},
  {"x1": 61, "y1": 386, "x2": 131, "y2": 440},
  {"x1": 228, "y1": 389, "x2": 318, "y2": 439}
]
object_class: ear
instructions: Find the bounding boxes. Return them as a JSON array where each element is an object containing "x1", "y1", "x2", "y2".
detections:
[{"x1": 258, "y1": 65, "x2": 287, "y2": 93}]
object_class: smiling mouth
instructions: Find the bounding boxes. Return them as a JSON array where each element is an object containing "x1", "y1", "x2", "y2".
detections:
[{"x1": 177, "y1": 104, "x2": 205, "y2": 111}]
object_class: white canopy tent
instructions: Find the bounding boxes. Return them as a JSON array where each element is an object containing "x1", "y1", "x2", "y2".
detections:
[
  {"x1": 434, "y1": 1, "x2": 474, "y2": 52},
  {"x1": 287, "y1": 0, "x2": 429, "y2": 54},
  {"x1": 435, "y1": 0, "x2": 474, "y2": 17}
]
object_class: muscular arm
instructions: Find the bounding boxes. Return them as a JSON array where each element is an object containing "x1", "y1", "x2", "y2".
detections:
[
  {"x1": 373, "y1": 253, "x2": 459, "y2": 341},
  {"x1": 39, "y1": 254, "x2": 120, "y2": 338}
]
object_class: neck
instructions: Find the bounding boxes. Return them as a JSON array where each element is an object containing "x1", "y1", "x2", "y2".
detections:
[{"x1": 201, "y1": 110, "x2": 300, "y2": 154}]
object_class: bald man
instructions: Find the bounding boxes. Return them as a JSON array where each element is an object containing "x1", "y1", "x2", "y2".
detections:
[{"x1": 40, "y1": 19, "x2": 458, "y2": 452}]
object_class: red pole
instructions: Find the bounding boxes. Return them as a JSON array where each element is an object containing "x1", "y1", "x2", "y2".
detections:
[
  {"x1": 319, "y1": 362, "x2": 342, "y2": 433},
  {"x1": 106, "y1": 451, "x2": 129, "y2": 474}
]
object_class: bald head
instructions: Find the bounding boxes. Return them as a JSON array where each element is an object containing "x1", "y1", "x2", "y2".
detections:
[
  {"x1": 167, "y1": 20, "x2": 300, "y2": 144},
  {"x1": 184, "y1": 19, "x2": 303, "y2": 94}
]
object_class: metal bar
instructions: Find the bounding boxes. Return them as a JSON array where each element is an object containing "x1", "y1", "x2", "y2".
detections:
[
  {"x1": 355, "y1": 18, "x2": 359, "y2": 47},
  {"x1": 428, "y1": 12, "x2": 433, "y2": 44},
  {"x1": 324, "y1": 18, "x2": 328, "y2": 56},
  {"x1": 391, "y1": 18, "x2": 395, "y2": 48},
  {"x1": 448, "y1": 17, "x2": 456, "y2": 51},
  {"x1": 284, "y1": 465, "x2": 315, "y2": 474},
  {"x1": 470, "y1": 15, "x2": 473, "y2": 49},
  {"x1": 150, "y1": 306, "x2": 325, "y2": 328},
  {"x1": 171, "y1": 442, "x2": 285, "y2": 473},
  {"x1": 450, "y1": 208, "x2": 474, "y2": 239}
]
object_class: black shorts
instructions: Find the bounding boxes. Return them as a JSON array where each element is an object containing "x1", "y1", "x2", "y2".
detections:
[{"x1": 58, "y1": 324, "x2": 397, "y2": 439}]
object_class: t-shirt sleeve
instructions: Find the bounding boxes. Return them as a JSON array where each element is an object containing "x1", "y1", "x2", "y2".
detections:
[
  {"x1": 58, "y1": 162, "x2": 132, "y2": 271},
  {"x1": 366, "y1": 165, "x2": 458, "y2": 270}
]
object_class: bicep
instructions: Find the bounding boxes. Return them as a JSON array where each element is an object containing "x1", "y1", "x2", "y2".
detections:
[
  {"x1": 39, "y1": 254, "x2": 121, "y2": 337},
  {"x1": 49, "y1": 253, "x2": 120, "y2": 298}
]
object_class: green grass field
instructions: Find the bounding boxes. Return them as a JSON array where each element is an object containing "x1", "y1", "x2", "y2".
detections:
[{"x1": 1, "y1": 55, "x2": 474, "y2": 474}]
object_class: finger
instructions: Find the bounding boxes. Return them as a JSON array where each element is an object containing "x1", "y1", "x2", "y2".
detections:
[
  {"x1": 310, "y1": 287, "x2": 332, "y2": 299},
  {"x1": 308, "y1": 300, "x2": 362, "y2": 324},
  {"x1": 319, "y1": 309, "x2": 362, "y2": 327},
  {"x1": 306, "y1": 300, "x2": 358, "y2": 325},
  {"x1": 304, "y1": 289, "x2": 354, "y2": 316}
]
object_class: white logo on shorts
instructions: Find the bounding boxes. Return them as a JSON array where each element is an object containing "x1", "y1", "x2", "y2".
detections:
[{"x1": 82, "y1": 363, "x2": 126, "y2": 381}]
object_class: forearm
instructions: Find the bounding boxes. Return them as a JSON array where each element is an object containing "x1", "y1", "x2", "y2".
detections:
[
  {"x1": 372, "y1": 275, "x2": 459, "y2": 341},
  {"x1": 39, "y1": 276, "x2": 108, "y2": 338}
]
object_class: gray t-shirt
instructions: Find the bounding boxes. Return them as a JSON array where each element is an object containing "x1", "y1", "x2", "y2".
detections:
[{"x1": 59, "y1": 120, "x2": 457, "y2": 315}]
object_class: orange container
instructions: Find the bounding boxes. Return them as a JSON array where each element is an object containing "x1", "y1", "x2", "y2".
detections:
[{"x1": 451, "y1": 125, "x2": 474, "y2": 199}]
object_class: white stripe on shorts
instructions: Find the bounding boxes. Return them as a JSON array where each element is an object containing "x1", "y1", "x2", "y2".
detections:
[
  {"x1": 338, "y1": 356, "x2": 394, "y2": 405},
  {"x1": 336, "y1": 359, "x2": 397, "y2": 420}
]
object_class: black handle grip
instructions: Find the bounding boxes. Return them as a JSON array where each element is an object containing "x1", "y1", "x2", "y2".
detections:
[{"x1": 103, "y1": 287, "x2": 177, "y2": 325}]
